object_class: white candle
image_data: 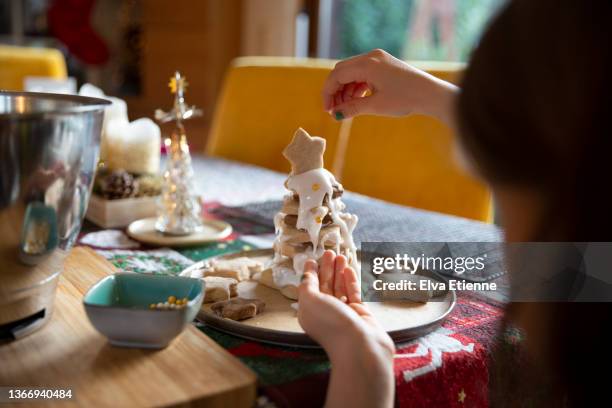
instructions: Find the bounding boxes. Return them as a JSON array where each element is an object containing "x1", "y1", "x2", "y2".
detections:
[
  {"x1": 79, "y1": 84, "x2": 129, "y2": 163},
  {"x1": 105, "y1": 118, "x2": 161, "y2": 175}
]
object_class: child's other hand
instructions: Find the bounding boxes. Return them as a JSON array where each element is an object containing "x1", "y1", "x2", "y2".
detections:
[
  {"x1": 297, "y1": 250, "x2": 395, "y2": 408},
  {"x1": 322, "y1": 48, "x2": 457, "y2": 122},
  {"x1": 297, "y1": 250, "x2": 394, "y2": 362}
]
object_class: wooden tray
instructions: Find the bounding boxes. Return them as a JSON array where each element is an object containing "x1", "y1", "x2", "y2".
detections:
[
  {"x1": 0, "y1": 247, "x2": 256, "y2": 408},
  {"x1": 194, "y1": 249, "x2": 456, "y2": 348}
]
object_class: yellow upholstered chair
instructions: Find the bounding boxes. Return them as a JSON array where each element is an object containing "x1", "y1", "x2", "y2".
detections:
[
  {"x1": 0, "y1": 45, "x2": 67, "y2": 91},
  {"x1": 206, "y1": 57, "x2": 342, "y2": 174},
  {"x1": 338, "y1": 61, "x2": 493, "y2": 222},
  {"x1": 209, "y1": 58, "x2": 491, "y2": 221}
]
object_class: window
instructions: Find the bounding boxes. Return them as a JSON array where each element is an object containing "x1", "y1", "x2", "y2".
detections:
[{"x1": 319, "y1": 0, "x2": 504, "y2": 62}]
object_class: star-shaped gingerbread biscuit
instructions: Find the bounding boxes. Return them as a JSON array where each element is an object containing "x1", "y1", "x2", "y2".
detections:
[{"x1": 283, "y1": 128, "x2": 326, "y2": 175}]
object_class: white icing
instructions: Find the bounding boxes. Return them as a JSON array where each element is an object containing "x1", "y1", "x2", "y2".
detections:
[
  {"x1": 286, "y1": 169, "x2": 335, "y2": 251},
  {"x1": 273, "y1": 212, "x2": 285, "y2": 234},
  {"x1": 328, "y1": 199, "x2": 359, "y2": 277},
  {"x1": 320, "y1": 227, "x2": 341, "y2": 247},
  {"x1": 272, "y1": 266, "x2": 301, "y2": 288},
  {"x1": 267, "y1": 166, "x2": 360, "y2": 290},
  {"x1": 292, "y1": 252, "x2": 311, "y2": 275}
]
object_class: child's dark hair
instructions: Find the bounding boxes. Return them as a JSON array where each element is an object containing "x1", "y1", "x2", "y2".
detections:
[{"x1": 457, "y1": 1, "x2": 612, "y2": 405}]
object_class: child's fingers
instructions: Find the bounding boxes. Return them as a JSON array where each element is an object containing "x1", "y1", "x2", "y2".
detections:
[
  {"x1": 319, "y1": 250, "x2": 335, "y2": 295},
  {"x1": 332, "y1": 51, "x2": 368, "y2": 70},
  {"x1": 323, "y1": 92, "x2": 334, "y2": 112},
  {"x1": 353, "y1": 82, "x2": 370, "y2": 98},
  {"x1": 335, "y1": 267, "x2": 348, "y2": 302},
  {"x1": 321, "y1": 60, "x2": 368, "y2": 110},
  {"x1": 333, "y1": 82, "x2": 368, "y2": 109},
  {"x1": 331, "y1": 94, "x2": 376, "y2": 119},
  {"x1": 342, "y1": 82, "x2": 357, "y2": 103},
  {"x1": 334, "y1": 93, "x2": 343, "y2": 109},
  {"x1": 333, "y1": 255, "x2": 348, "y2": 299},
  {"x1": 343, "y1": 266, "x2": 361, "y2": 303},
  {"x1": 299, "y1": 261, "x2": 320, "y2": 298},
  {"x1": 348, "y1": 302, "x2": 372, "y2": 317}
]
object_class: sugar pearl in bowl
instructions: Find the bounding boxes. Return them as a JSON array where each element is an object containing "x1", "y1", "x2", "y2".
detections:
[{"x1": 83, "y1": 273, "x2": 204, "y2": 349}]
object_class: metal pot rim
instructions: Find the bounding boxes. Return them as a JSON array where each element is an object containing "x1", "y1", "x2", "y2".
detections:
[{"x1": 0, "y1": 90, "x2": 111, "y2": 118}]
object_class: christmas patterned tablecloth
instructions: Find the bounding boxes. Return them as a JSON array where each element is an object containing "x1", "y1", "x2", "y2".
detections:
[{"x1": 78, "y1": 201, "x2": 512, "y2": 408}]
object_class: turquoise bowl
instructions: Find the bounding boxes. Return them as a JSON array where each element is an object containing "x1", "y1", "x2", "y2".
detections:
[{"x1": 83, "y1": 273, "x2": 204, "y2": 349}]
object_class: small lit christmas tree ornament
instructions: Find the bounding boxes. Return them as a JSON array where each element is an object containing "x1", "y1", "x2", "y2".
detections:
[{"x1": 154, "y1": 71, "x2": 203, "y2": 235}]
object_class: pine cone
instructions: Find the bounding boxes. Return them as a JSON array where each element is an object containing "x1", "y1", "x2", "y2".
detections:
[
  {"x1": 99, "y1": 170, "x2": 138, "y2": 200},
  {"x1": 135, "y1": 174, "x2": 162, "y2": 197}
]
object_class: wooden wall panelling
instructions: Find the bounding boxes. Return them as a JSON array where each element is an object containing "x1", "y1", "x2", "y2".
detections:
[{"x1": 128, "y1": 0, "x2": 242, "y2": 151}]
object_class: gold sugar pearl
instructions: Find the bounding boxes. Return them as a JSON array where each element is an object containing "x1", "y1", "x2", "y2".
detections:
[
  {"x1": 312, "y1": 183, "x2": 320, "y2": 191},
  {"x1": 149, "y1": 295, "x2": 187, "y2": 310},
  {"x1": 315, "y1": 216, "x2": 322, "y2": 224}
]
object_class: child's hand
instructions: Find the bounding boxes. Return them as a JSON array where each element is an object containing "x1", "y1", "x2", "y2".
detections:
[
  {"x1": 322, "y1": 49, "x2": 458, "y2": 124},
  {"x1": 297, "y1": 250, "x2": 392, "y2": 355},
  {"x1": 297, "y1": 250, "x2": 395, "y2": 408}
]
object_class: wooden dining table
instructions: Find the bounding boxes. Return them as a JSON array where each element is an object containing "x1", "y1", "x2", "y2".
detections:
[{"x1": 2, "y1": 155, "x2": 509, "y2": 408}]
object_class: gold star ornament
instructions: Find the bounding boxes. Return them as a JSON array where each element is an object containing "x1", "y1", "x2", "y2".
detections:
[
  {"x1": 168, "y1": 75, "x2": 188, "y2": 94},
  {"x1": 283, "y1": 128, "x2": 326, "y2": 175},
  {"x1": 458, "y1": 389, "x2": 466, "y2": 403},
  {"x1": 155, "y1": 71, "x2": 201, "y2": 124}
]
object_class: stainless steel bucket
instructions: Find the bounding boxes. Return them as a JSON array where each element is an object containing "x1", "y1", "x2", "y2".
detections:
[{"x1": 0, "y1": 91, "x2": 109, "y2": 340}]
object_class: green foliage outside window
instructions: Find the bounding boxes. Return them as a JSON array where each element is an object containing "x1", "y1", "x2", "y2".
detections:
[{"x1": 338, "y1": 0, "x2": 502, "y2": 62}]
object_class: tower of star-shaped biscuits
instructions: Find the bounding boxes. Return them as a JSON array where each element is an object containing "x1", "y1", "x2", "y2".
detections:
[{"x1": 262, "y1": 128, "x2": 359, "y2": 300}]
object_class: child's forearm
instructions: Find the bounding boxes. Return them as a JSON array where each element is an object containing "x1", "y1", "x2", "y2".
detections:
[
  {"x1": 324, "y1": 335, "x2": 395, "y2": 408},
  {"x1": 419, "y1": 76, "x2": 459, "y2": 131}
]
